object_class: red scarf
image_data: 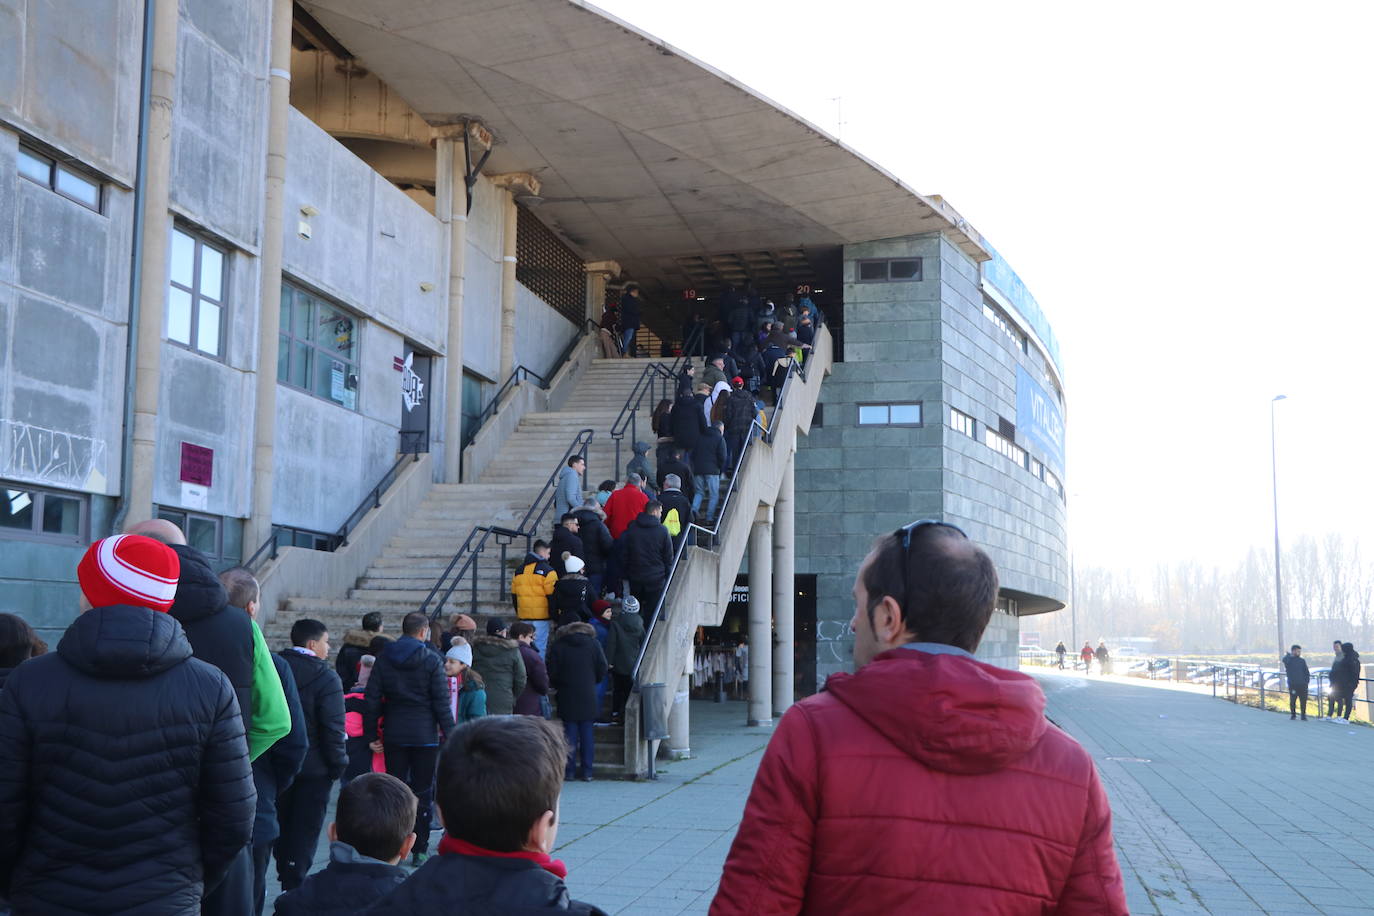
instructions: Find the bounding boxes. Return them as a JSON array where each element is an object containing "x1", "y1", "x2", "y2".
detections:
[{"x1": 437, "y1": 834, "x2": 568, "y2": 879}]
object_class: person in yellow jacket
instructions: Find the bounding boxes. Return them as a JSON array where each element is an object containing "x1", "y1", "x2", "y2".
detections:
[{"x1": 512, "y1": 539, "x2": 558, "y2": 654}]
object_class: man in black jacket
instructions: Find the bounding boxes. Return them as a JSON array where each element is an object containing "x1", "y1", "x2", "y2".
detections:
[
  {"x1": 621, "y1": 503, "x2": 675, "y2": 629},
  {"x1": 337, "y1": 611, "x2": 387, "y2": 691},
  {"x1": 657, "y1": 474, "x2": 694, "y2": 553},
  {"x1": 220, "y1": 566, "x2": 309, "y2": 916},
  {"x1": 670, "y1": 387, "x2": 707, "y2": 454},
  {"x1": 723, "y1": 378, "x2": 757, "y2": 470},
  {"x1": 0, "y1": 534, "x2": 255, "y2": 915},
  {"x1": 571, "y1": 504, "x2": 613, "y2": 597},
  {"x1": 1281, "y1": 645, "x2": 1310, "y2": 721},
  {"x1": 365, "y1": 613, "x2": 456, "y2": 865},
  {"x1": 549, "y1": 514, "x2": 584, "y2": 577},
  {"x1": 692, "y1": 420, "x2": 729, "y2": 523},
  {"x1": 276, "y1": 618, "x2": 348, "y2": 890}
]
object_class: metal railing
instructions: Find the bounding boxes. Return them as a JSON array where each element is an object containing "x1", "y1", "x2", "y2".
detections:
[
  {"x1": 419, "y1": 428, "x2": 594, "y2": 623},
  {"x1": 605, "y1": 322, "x2": 712, "y2": 475},
  {"x1": 244, "y1": 451, "x2": 420, "y2": 572},
  {"x1": 466, "y1": 318, "x2": 600, "y2": 446},
  {"x1": 630, "y1": 352, "x2": 812, "y2": 682}
]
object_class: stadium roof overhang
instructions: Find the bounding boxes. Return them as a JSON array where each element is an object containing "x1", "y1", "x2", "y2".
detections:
[{"x1": 301, "y1": 0, "x2": 990, "y2": 296}]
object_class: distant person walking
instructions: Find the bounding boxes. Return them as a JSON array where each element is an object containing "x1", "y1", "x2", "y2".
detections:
[
  {"x1": 1080, "y1": 642, "x2": 1094, "y2": 673},
  {"x1": 1054, "y1": 641, "x2": 1067, "y2": 670},
  {"x1": 1328, "y1": 642, "x2": 1360, "y2": 722},
  {"x1": 1281, "y1": 645, "x2": 1310, "y2": 721},
  {"x1": 1095, "y1": 641, "x2": 1111, "y2": 675}
]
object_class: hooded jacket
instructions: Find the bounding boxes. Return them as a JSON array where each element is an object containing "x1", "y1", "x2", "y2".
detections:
[
  {"x1": 605, "y1": 610, "x2": 646, "y2": 672},
  {"x1": 710, "y1": 648, "x2": 1128, "y2": 915},
  {"x1": 363, "y1": 636, "x2": 455, "y2": 747},
  {"x1": 514, "y1": 642, "x2": 551, "y2": 716},
  {"x1": 275, "y1": 841, "x2": 408, "y2": 916},
  {"x1": 692, "y1": 426, "x2": 728, "y2": 476},
  {"x1": 0, "y1": 605, "x2": 256, "y2": 914},
  {"x1": 169, "y1": 544, "x2": 289, "y2": 760},
  {"x1": 471, "y1": 634, "x2": 528, "y2": 716},
  {"x1": 253, "y1": 651, "x2": 309, "y2": 847},
  {"x1": 549, "y1": 526, "x2": 583, "y2": 577},
  {"x1": 364, "y1": 849, "x2": 607, "y2": 915},
  {"x1": 621, "y1": 512, "x2": 674, "y2": 586},
  {"x1": 571, "y1": 509, "x2": 613, "y2": 575},
  {"x1": 655, "y1": 457, "x2": 696, "y2": 504},
  {"x1": 670, "y1": 391, "x2": 708, "y2": 451},
  {"x1": 626, "y1": 441, "x2": 654, "y2": 492},
  {"x1": 280, "y1": 648, "x2": 348, "y2": 780},
  {"x1": 336, "y1": 628, "x2": 388, "y2": 691},
  {"x1": 553, "y1": 575, "x2": 594, "y2": 627},
  {"x1": 1282, "y1": 652, "x2": 1310, "y2": 689},
  {"x1": 513, "y1": 552, "x2": 559, "y2": 620},
  {"x1": 547, "y1": 623, "x2": 609, "y2": 723}
]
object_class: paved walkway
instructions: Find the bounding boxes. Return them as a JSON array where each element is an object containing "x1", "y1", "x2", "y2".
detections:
[{"x1": 1039, "y1": 670, "x2": 1374, "y2": 915}]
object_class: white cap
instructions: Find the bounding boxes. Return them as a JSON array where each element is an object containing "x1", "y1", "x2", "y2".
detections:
[
  {"x1": 446, "y1": 643, "x2": 473, "y2": 666},
  {"x1": 565, "y1": 556, "x2": 585, "y2": 573}
]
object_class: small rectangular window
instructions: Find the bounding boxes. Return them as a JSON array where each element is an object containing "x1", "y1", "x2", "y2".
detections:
[
  {"x1": 17, "y1": 147, "x2": 51, "y2": 184},
  {"x1": 17, "y1": 144, "x2": 102, "y2": 213},
  {"x1": 168, "y1": 227, "x2": 228, "y2": 358},
  {"x1": 858, "y1": 260, "x2": 887, "y2": 281},
  {"x1": 857, "y1": 258, "x2": 924, "y2": 283},
  {"x1": 889, "y1": 403, "x2": 922, "y2": 424},
  {"x1": 858, "y1": 405, "x2": 888, "y2": 425},
  {"x1": 279, "y1": 280, "x2": 360, "y2": 410},
  {"x1": 889, "y1": 259, "x2": 921, "y2": 280},
  {"x1": 0, "y1": 482, "x2": 88, "y2": 544},
  {"x1": 950, "y1": 408, "x2": 976, "y2": 438},
  {"x1": 858, "y1": 402, "x2": 922, "y2": 426},
  {"x1": 157, "y1": 508, "x2": 226, "y2": 564}
]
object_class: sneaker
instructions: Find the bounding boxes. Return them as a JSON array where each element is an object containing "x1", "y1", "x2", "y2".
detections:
[
  {"x1": 1290, "y1": 715, "x2": 1296, "y2": 720},
  {"x1": 580, "y1": 775, "x2": 594, "y2": 782}
]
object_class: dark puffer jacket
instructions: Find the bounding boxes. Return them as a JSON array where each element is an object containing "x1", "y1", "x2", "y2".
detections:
[
  {"x1": 553, "y1": 575, "x2": 593, "y2": 627},
  {"x1": 549, "y1": 526, "x2": 583, "y2": 577},
  {"x1": 364, "y1": 636, "x2": 455, "y2": 747},
  {"x1": 169, "y1": 544, "x2": 255, "y2": 740},
  {"x1": 280, "y1": 648, "x2": 348, "y2": 780},
  {"x1": 0, "y1": 604, "x2": 256, "y2": 914},
  {"x1": 571, "y1": 509, "x2": 613, "y2": 575},
  {"x1": 547, "y1": 623, "x2": 609, "y2": 723},
  {"x1": 471, "y1": 635, "x2": 527, "y2": 716},
  {"x1": 274, "y1": 841, "x2": 408, "y2": 916},
  {"x1": 253, "y1": 652, "x2": 308, "y2": 847},
  {"x1": 514, "y1": 642, "x2": 550, "y2": 717},
  {"x1": 605, "y1": 611, "x2": 646, "y2": 673},
  {"x1": 364, "y1": 849, "x2": 607, "y2": 914},
  {"x1": 621, "y1": 512, "x2": 674, "y2": 587}
]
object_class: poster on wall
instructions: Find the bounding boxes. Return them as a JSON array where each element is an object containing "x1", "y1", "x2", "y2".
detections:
[{"x1": 1015, "y1": 365, "x2": 1065, "y2": 475}]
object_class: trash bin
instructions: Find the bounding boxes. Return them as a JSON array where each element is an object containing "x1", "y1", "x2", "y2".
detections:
[{"x1": 640, "y1": 682, "x2": 669, "y2": 740}]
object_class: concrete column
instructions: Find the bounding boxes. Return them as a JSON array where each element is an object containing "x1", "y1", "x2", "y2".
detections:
[
  {"x1": 435, "y1": 135, "x2": 466, "y2": 483},
  {"x1": 124, "y1": 0, "x2": 180, "y2": 526},
  {"x1": 666, "y1": 670, "x2": 691, "y2": 760},
  {"x1": 772, "y1": 456, "x2": 795, "y2": 716},
  {"x1": 748, "y1": 510, "x2": 774, "y2": 727},
  {"x1": 584, "y1": 260, "x2": 620, "y2": 326},
  {"x1": 498, "y1": 191, "x2": 518, "y2": 381},
  {"x1": 245, "y1": 0, "x2": 294, "y2": 553}
]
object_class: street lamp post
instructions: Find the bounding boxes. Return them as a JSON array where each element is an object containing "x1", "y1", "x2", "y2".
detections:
[{"x1": 1271, "y1": 395, "x2": 1287, "y2": 657}]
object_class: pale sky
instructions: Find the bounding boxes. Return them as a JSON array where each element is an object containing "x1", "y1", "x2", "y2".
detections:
[{"x1": 597, "y1": 0, "x2": 1374, "y2": 574}]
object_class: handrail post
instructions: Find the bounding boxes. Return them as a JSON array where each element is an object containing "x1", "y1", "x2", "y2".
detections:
[{"x1": 471, "y1": 549, "x2": 480, "y2": 614}]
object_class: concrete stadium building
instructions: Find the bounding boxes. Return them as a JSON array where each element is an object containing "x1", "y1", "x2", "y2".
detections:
[{"x1": 0, "y1": 0, "x2": 1066, "y2": 761}]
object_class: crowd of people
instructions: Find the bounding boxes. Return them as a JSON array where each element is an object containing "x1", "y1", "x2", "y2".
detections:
[
  {"x1": 0, "y1": 511, "x2": 1132, "y2": 914},
  {"x1": 1282, "y1": 640, "x2": 1363, "y2": 721}
]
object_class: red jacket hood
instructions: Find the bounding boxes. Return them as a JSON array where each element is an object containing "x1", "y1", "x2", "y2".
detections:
[{"x1": 825, "y1": 648, "x2": 1047, "y2": 775}]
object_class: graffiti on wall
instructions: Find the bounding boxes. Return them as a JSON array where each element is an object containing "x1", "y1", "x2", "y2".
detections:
[{"x1": 1, "y1": 420, "x2": 109, "y2": 491}]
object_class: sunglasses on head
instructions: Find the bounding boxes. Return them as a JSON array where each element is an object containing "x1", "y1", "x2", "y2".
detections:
[{"x1": 894, "y1": 519, "x2": 968, "y2": 601}]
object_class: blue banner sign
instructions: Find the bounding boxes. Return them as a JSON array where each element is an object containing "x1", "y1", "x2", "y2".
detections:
[{"x1": 1016, "y1": 365, "x2": 1065, "y2": 474}]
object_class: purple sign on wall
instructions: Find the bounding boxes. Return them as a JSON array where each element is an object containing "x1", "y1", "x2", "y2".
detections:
[{"x1": 180, "y1": 442, "x2": 214, "y2": 487}]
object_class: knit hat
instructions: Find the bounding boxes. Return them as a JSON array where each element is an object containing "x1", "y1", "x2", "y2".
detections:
[
  {"x1": 565, "y1": 556, "x2": 585, "y2": 574},
  {"x1": 77, "y1": 534, "x2": 180, "y2": 612},
  {"x1": 486, "y1": 617, "x2": 507, "y2": 636},
  {"x1": 622, "y1": 595, "x2": 640, "y2": 613},
  {"x1": 446, "y1": 643, "x2": 473, "y2": 666},
  {"x1": 452, "y1": 613, "x2": 476, "y2": 632}
]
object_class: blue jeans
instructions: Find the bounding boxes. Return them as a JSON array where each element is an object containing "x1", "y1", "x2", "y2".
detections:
[
  {"x1": 692, "y1": 473, "x2": 721, "y2": 521},
  {"x1": 564, "y1": 719, "x2": 595, "y2": 778},
  {"x1": 531, "y1": 619, "x2": 550, "y2": 656},
  {"x1": 621, "y1": 326, "x2": 638, "y2": 357}
]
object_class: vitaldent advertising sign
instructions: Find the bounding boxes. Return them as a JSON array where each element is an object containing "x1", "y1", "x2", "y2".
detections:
[{"x1": 1016, "y1": 365, "x2": 1065, "y2": 475}]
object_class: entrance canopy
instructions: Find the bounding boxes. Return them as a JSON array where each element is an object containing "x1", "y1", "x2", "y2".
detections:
[{"x1": 302, "y1": 0, "x2": 988, "y2": 298}]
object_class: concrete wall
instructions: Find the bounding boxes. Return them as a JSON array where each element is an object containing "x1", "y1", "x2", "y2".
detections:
[
  {"x1": 514, "y1": 281, "x2": 579, "y2": 379},
  {"x1": 797, "y1": 232, "x2": 1066, "y2": 682},
  {"x1": 461, "y1": 176, "x2": 505, "y2": 383}
]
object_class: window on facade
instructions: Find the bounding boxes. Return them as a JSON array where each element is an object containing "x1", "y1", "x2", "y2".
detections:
[
  {"x1": 983, "y1": 427, "x2": 1028, "y2": 469},
  {"x1": 0, "y1": 482, "x2": 87, "y2": 543},
  {"x1": 857, "y1": 258, "x2": 923, "y2": 282},
  {"x1": 278, "y1": 281, "x2": 360, "y2": 410},
  {"x1": 981, "y1": 299, "x2": 1027, "y2": 353},
  {"x1": 168, "y1": 227, "x2": 227, "y2": 357},
  {"x1": 17, "y1": 144, "x2": 103, "y2": 212},
  {"x1": 857, "y1": 402, "x2": 922, "y2": 426},
  {"x1": 1045, "y1": 468, "x2": 1065, "y2": 500},
  {"x1": 950, "y1": 407, "x2": 976, "y2": 438},
  {"x1": 156, "y1": 508, "x2": 223, "y2": 561}
]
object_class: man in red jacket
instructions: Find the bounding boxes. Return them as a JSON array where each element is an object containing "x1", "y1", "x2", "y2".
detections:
[{"x1": 710, "y1": 520, "x2": 1128, "y2": 915}]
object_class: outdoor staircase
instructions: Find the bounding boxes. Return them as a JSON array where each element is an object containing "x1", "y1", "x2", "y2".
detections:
[{"x1": 262, "y1": 357, "x2": 662, "y2": 646}]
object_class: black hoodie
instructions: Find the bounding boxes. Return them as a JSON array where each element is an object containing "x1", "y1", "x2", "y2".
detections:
[
  {"x1": 169, "y1": 544, "x2": 256, "y2": 741},
  {"x1": 363, "y1": 636, "x2": 455, "y2": 746},
  {"x1": 0, "y1": 605, "x2": 255, "y2": 914},
  {"x1": 280, "y1": 648, "x2": 348, "y2": 779},
  {"x1": 621, "y1": 512, "x2": 674, "y2": 585}
]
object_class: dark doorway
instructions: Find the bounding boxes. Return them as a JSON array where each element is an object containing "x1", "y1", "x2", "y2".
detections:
[
  {"x1": 692, "y1": 573, "x2": 818, "y2": 701},
  {"x1": 399, "y1": 344, "x2": 431, "y2": 453}
]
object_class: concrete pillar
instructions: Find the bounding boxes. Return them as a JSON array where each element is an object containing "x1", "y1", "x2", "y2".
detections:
[
  {"x1": 748, "y1": 510, "x2": 774, "y2": 727},
  {"x1": 124, "y1": 0, "x2": 180, "y2": 526},
  {"x1": 245, "y1": 0, "x2": 293, "y2": 552},
  {"x1": 666, "y1": 670, "x2": 691, "y2": 760},
  {"x1": 498, "y1": 191, "x2": 518, "y2": 381},
  {"x1": 584, "y1": 260, "x2": 620, "y2": 325},
  {"x1": 772, "y1": 456, "x2": 795, "y2": 716},
  {"x1": 435, "y1": 134, "x2": 466, "y2": 483}
]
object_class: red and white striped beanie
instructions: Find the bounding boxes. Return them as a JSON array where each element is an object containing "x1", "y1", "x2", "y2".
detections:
[{"x1": 77, "y1": 534, "x2": 180, "y2": 613}]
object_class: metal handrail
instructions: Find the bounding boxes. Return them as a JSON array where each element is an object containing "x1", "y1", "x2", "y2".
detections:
[
  {"x1": 244, "y1": 451, "x2": 419, "y2": 572},
  {"x1": 608, "y1": 361, "x2": 678, "y2": 475},
  {"x1": 419, "y1": 429, "x2": 595, "y2": 622},
  {"x1": 465, "y1": 319, "x2": 600, "y2": 445},
  {"x1": 631, "y1": 355, "x2": 812, "y2": 680}
]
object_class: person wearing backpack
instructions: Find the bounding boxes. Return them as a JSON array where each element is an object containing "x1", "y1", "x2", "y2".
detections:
[{"x1": 658, "y1": 474, "x2": 695, "y2": 552}]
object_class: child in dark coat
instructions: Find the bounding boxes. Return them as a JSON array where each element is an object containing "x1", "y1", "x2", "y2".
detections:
[
  {"x1": 274, "y1": 773, "x2": 415, "y2": 915},
  {"x1": 364, "y1": 718, "x2": 607, "y2": 914}
]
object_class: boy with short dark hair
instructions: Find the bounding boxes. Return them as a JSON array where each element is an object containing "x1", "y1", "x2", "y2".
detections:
[
  {"x1": 274, "y1": 772, "x2": 416, "y2": 915},
  {"x1": 365, "y1": 717, "x2": 607, "y2": 914}
]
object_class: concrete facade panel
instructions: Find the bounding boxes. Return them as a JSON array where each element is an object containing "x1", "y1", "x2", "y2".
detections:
[
  {"x1": 513, "y1": 281, "x2": 578, "y2": 379},
  {"x1": 12, "y1": 295, "x2": 100, "y2": 390},
  {"x1": 15, "y1": 186, "x2": 111, "y2": 315},
  {"x1": 154, "y1": 344, "x2": 253, "y2": 517}
]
